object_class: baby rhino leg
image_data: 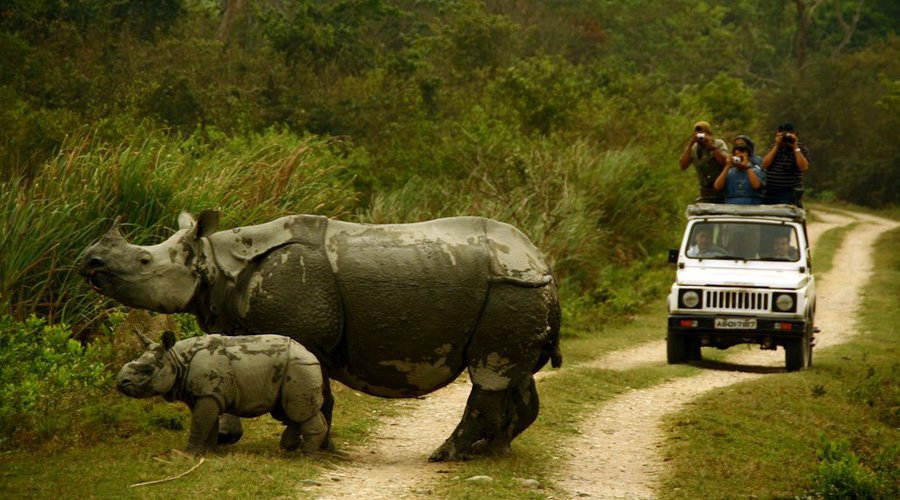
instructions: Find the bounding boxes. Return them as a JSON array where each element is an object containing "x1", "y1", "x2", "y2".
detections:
[
  {"x1": 278, "y1": 412, "x2": 327, "y2": 452},
  {"x1": 279, "y1": 348, "x2": 327, "y2": 453}
]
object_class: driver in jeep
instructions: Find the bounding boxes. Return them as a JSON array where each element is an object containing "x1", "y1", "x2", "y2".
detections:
[{"x1": 687, "y1": 226, "x2": 728, "y2": 258}]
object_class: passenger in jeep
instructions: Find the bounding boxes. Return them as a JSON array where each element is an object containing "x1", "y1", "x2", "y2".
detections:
[
  {"x1": 768, "y1": 235, "x2": 799, "y2": 260},
  {"x1": 713, "y1": 135, "x2": 766, "y2": 205}
]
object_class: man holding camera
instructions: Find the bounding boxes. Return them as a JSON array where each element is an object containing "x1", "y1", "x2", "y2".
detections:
[
  {"x1": 679, "y1": 120, "x2": 728, "y2": 202},
  {"x1": 762, "y1": 122, "x2": 809, "y2": 205}
]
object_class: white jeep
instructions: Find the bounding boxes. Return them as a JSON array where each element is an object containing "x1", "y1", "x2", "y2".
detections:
[{"x1": 667, "y1": 203, "x2": 817, "y2": 371}]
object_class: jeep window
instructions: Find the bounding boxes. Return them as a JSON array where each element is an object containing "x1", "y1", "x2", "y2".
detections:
[{"x1": 686, "y1": 222, "x2": 800, "y2": 262}]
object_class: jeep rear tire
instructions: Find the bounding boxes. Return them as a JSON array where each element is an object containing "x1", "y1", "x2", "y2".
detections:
[{"x1": 688, "y1": 338, "x2": 702, "y2": 361}]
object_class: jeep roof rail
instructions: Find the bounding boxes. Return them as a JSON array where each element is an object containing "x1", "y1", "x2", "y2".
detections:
[{"x1": 685, "y1": 203, "x2": 806, "y2": 222}]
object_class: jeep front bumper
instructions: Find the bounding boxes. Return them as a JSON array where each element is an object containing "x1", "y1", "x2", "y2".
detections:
[{"x1": 668, "y1": 315, "x2": 808, "y2": 339}]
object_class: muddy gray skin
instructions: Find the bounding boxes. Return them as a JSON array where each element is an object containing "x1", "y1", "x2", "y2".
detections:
[
  {"x1": 84, "y1": 211, "x2": 562, "y2": 461},
  {"x1": 117, "y1": 330, "x2": 327, "y2": 455}
]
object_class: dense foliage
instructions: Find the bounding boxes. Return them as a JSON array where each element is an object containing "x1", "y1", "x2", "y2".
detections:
[
  {"x1": 1, "y1": 1, "x2": 897, "y2": 198},
  {"x1": 2, "y1": 1, "x2": 895, "y2": 324}
]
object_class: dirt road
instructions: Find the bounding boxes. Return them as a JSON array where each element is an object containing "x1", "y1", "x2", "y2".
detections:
[
  {"x1": 311, "y1": 208, "x2": 897, "y2": 500},
  {"x1": 555, "y1": 208, "x2": 897, "y2": 499}
]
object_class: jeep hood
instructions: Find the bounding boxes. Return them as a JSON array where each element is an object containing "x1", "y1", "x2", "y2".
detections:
[{"x1": 676, "y1": 268, "x2": 810, "y2": 289}]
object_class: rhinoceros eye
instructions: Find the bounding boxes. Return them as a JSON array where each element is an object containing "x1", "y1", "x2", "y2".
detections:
[{"x1": 139, "y1": 252, "x2": 152, "y2": 265}]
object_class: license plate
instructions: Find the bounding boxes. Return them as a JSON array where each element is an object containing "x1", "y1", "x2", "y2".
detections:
[{"x1": 715, "y1": 317, "x2": 757, "y2": 329}]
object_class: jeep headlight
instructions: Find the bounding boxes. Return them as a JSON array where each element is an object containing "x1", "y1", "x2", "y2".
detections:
[
  {"x1": 773, "y1": 293, "x2": 797, "y2": 312},
  {"x1": 679, "y1": 289, "x2": 702, "y2": 309}
]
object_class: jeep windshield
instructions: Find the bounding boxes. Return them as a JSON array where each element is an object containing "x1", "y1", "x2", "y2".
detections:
[{"x1": 686, "y1": 221, "x2": 800, "y2": 262}]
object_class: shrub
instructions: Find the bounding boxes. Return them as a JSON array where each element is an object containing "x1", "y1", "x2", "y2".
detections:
[
  {"x1": 808, "y1": 436, "x2": 884, "y2": 499},
  {"x1": 0, "y1": 315, "x2": 113, "y2": 448}
]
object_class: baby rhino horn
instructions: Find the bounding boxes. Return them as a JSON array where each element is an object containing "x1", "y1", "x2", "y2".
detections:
[{"x1": 132, "y1": 328, "x2": 154, "y2": 347}]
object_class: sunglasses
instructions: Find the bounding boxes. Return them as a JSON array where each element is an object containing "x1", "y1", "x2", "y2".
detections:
[{"x1": 733, "y1": 146, "x2": 749, "y2": 153}]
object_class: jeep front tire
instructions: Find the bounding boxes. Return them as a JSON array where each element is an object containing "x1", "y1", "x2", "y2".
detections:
[
  {"x1": 784, "y1": 335, "x2": 811, "y2": 372},
  {"x1": 667, "y1": 330, "x2": 688, "y2": 364}
]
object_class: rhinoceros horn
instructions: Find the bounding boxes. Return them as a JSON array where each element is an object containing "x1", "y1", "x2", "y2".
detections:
[
  {"x1": 101, "y1": 216, "x2": 127, "y2": 243},
  {"x1": 132, "y1": 328, "x2": 154, "y2": 347}
]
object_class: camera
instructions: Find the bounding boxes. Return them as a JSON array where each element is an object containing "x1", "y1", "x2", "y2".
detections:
[
  {"x1": 732, "y1": 155, "x2": 742, "y2": 164},
  {"x1": 782, "y1": 133, "x2": 795, "y2": 145},
  {"x1": 695, "y1": 132, "x2": 705, "y2": 142}
]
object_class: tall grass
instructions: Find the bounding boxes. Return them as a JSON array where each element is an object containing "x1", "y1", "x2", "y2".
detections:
[
  {"x1": 3, "y1": 127, "x2": 687, "y2": 333},
  {"x1": 361, "y1": 137, "x2": 686, "y2": 325},
  {"x1": 0, "y1": 129, "x2": 358, "y2": 331}
]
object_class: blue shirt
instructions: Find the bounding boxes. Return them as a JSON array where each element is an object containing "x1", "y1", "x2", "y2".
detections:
[{"x1": 724, "y1": 161, "x2": 766, "y2": 204}]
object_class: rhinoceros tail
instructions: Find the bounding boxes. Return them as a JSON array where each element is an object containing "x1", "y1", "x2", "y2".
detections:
[
  {"x1": 548, "y1": 297, "x2": 562, "y2": 368},
  {"x1": 535, "y1": 295, "x2": 562, "y2": 371}
]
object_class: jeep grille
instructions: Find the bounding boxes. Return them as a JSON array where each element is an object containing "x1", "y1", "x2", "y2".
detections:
[{"x1": 705, "y1": 290, "x2": 769, "y2": 311}]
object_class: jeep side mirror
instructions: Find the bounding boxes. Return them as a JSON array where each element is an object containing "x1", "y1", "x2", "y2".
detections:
[{"x1": 668, "y1": 249, "x2": 678, "y2": 264}]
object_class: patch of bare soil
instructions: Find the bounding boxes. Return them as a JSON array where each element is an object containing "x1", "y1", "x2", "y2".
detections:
[
  {"x1": 308, "y1": 209, "x2": 896, "y2": 500},
  {"x1": 553, "y1": 209, "x2": 898, "y2": 499},
  {"x1": 309, "y1": 379, "x2": 468, "y2": 499}
]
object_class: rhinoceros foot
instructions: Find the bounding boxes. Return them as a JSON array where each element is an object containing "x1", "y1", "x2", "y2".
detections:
[
  {"x1": 184, "y1": 444, "x2": 213, "y2": 456},
  {"x1": 428, "y1": 441, "x2": 471, "y2": 462},
  {"x1": 217, "y1": 414, "x2": 244, "y2": 445},
  {"x1": 470, "y1": 438, "x2": 512, "y2": 457}
]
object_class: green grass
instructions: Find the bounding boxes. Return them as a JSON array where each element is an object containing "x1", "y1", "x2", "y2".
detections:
[
  {"x1": 0, "y1": 421, "x2": 325, "y2": 499},
  {"x1": 658, "y1": 225, "x2": 900, "y2": 499},
  {"x1": 0, "y1": 381, "x2": 401, "y2": 499}
]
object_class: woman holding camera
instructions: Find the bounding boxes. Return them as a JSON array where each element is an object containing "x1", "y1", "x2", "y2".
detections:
[
  {"x1": 713, "y1": 135, "x2": 765, "y2": 205},
  {"x1": 762, "y1": 122, "x2": 809, "y2": 205}
]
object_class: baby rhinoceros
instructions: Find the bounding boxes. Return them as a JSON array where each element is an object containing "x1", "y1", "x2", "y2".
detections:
[{"x1": 117, "y1": 330, "x2": 327, "y2": 455}]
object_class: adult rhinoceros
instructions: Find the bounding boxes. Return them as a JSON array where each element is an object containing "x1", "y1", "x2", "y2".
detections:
[{"x1": 81, "y1": 211, "x2": 561, "y2": 461}]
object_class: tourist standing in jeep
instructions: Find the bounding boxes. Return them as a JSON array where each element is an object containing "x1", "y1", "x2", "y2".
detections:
[
  {"x1": 762, "y1": 122, "x2": 809, "y2": 205},
  {"x1": 713, "y1": 135, "x2": 766, "y2": 205},
  {"x1": 679, "y1": 120, "x2": 728, "y2": 202}
]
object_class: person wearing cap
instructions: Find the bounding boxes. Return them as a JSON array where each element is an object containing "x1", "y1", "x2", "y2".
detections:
[
  {"x1": 762, "y1": 122, "x2": 809, "y2": 205},
  {"x1": 679, "y1": 121, "x2": 729, "y2": 202},
  {"x1": 713, "y1": 134, "x2": 766, "y2": 205}
]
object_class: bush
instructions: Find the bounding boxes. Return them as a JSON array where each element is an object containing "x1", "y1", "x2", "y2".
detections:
[
  {"x1": 0, "y1": 315, "x2": 113, "y2": 448},
  {"x1": 808, "y1": 436, "x2": 884, "y2": 499}
]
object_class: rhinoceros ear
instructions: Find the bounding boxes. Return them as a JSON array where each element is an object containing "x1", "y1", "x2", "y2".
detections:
[
  {"x1": 161, "y1": 330, "x2": 177, "y2": 350},
  {"x1": 195, "y1": 210, "x2": 220, "y2": 239},
  {"x1": 177, "y1": 212, "x2": 197, "y2": 231}
]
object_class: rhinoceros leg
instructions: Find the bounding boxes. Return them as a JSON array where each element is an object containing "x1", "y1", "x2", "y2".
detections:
[
  {"x1": 429, "y1": 385, "x2": 506, "y2": 461},
  {"x1": 432, "y1": 376, "x2": 539, "y2": 460},
  {"x1": 279, "y1": 411, "x2": 328, "y2": 453},
  {"x1": 473, "y1": 375, "x2": 540, "y2": 455},
  {"x1": 429, "y1": 284, "x2": 555, "y2": 461},
  {"x1": 509, "y1": 376, "x2": 540, "y2": 438},
  {"x1": 320, "y1": 380, "x2": 336, "y2": 451},
  {"x1": 187, "y1": 397, "x2": 221, "y2": 455},
  {"x1": 217, "y1": 414, "x2": 244, "y2": 445}
]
